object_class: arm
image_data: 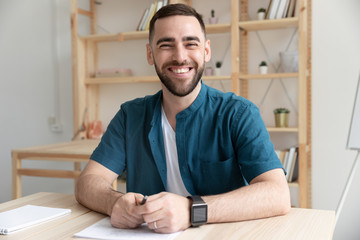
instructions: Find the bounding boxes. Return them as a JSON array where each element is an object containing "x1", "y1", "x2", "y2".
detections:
[
  {"x1": 139, "y1": 168, "x2": 290, "y2": 233},
  {"x1": 75, "y1": 160, "x2": 145, "y2": 228},
  {"x1": 203, "y1": 168, "x2": 291, "y2": 223}
]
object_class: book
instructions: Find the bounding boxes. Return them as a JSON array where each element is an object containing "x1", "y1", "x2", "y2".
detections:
[
  {"x1": 276, "y1": 0, "x2": 288, "y2": 19},
  {"x1": 267, "y1": 0, "x2": 281, "y2": 19},
  {"x1": 145, "y1": 2, "x2": 157, "y2": 30},
  {"x1": 286, "y1": 0, "x2": 297, "y2": 18},
  {"x1": 264, "y1": 0, "x2": 273, "y2": 19},
  {"x1": 138, "y1": 8, "x2": 150, "y2": 31},
  {"x1": 288, "y1": 150, "x2": 298, "y2": 182},
  {"x1": 285, "y1": 147, "x2": 296, "y2": 181},
  {"x1": 0, "y1": 205, "x2": 71, "y2": 235},
  {"x1": 136, "y1": 8, "x2": 148, "y2": 31}
]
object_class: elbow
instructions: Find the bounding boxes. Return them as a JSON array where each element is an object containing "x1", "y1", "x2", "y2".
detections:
[
  {"x1": 74, "y1": 177, "x2": 84, "y2": 205},
  {"x1": 278, "y1": 188, "x2": 291, "y2": 216}
]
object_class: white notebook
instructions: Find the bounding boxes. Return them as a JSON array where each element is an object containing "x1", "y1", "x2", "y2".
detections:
[{"x1": 0, "y1": 205, "x2": 71, "y2": 235}]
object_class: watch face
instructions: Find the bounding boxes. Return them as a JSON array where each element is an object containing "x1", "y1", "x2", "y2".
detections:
[{"x1": 193, "y1": 205, "x2": 207, "y2": 224}]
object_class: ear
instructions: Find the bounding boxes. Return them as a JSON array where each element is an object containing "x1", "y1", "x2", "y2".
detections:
[
  {"x1": 146, "y1": 44, "x2": 154, "y2": 65},
  {"x1": 204, "y1": 39, "x2": 211, "y2": 63}
]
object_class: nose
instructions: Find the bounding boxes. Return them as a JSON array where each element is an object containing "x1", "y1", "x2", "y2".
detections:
[{"x1": 172, "y1": 44, "x2": 186, "y2": 64}]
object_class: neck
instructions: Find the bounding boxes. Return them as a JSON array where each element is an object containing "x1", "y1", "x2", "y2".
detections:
[{"x1": 162, "y1": 82, "x2": 201, "y2": 130}]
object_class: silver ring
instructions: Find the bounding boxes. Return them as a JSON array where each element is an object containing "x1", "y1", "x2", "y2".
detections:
[{"x1": 154, "y1": 221, "x2": 158, "y2": 229}]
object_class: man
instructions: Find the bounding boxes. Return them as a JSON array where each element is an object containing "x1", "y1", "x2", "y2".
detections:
[{"x1": 75, "y1": 4, "x2": 290, "y2": 234}]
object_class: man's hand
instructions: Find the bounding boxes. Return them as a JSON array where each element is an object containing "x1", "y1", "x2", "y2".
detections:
[
  {"x1": 110, "y1": 192, "x2": 146, "y2": 229},
  {"x1": 139, "y1": 192, "x2": 191, "y2": 233}
]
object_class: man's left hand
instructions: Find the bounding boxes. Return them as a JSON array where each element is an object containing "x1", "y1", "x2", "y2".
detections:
[{"x1": 139, "y1": 192, "x2": 191, "y2": 233}]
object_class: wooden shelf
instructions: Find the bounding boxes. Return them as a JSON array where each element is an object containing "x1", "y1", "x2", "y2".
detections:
[
  {"x1": 85, "y1": 76, "x2": 158, "y2": 84},
  {"x1": 267, "y1": 127, "x2": 299, "y2": 133},
  {"x1": 205, "y1": 23, "x2": 231, "y2": 34},
  {"x1": 239, "y1": 72, "x2": 298, "y2": 79},
  {"x1": 239, "y1": 17, "x2": 298, "y2": 31},
  {"x1": 71, "y1": 0, "x2": 311, "y2": 208},
  {"x1": 203, "y1": 75, "x2": 231, "y2": 81}
]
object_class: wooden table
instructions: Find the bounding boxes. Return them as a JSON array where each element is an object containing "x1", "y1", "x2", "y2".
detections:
[
  {"x1": 0, "y1": 192, "x2": 335, "y2": 240},
  {"x1": 11, "y1": 140, "x2": 109, "y2": 199}
]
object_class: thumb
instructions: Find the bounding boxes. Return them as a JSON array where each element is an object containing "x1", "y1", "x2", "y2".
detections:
[{"x1": 135, "y1": 193, "x2": 147, "y2": 205}]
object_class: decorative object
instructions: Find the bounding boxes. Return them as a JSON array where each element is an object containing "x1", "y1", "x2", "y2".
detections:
[
  {"x1": 259, "y1": 61, "x2": 268, "y2": 74},
  {"x1": 215, "y1": 61, "x2": 222, "y2": 76},
  {"x1": 257, "y1": 8, "x2": 266, "y2": 20},
  {"x1": 280, "y1": 51, "x2": 299, "y2": 72},
  {"x1": 273, "y1": 108, "x2": 290, "y2": 127},
  {"x1": 205, "y1": 66, "x2": 214, "y2": 76},
  {"x1": 209, "y1": 9, "x2": 218, "y2": 24}
]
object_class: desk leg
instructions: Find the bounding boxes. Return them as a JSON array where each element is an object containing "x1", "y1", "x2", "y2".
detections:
[
  {"x1": 112, "y1": 180, "x2": 117, "y2": 190},
  {"x1": 74, "y1": 162, "x2": 82, "y2": 189},
  {"x1": 12, "y1": 152, "x2": 21, "y2": 199}
]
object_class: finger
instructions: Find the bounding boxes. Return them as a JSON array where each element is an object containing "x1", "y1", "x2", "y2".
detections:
[
  {"x1": 135, "y1": 193, "x2": 146, "y2": 205},
  {"x1": 112, "y1": 214, "x2": 143, "y2": 229},
  {"x1": 148, "y1": 219, "x2": 165, "y2": 231}
]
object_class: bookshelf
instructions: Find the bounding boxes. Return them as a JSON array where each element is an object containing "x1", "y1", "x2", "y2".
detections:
[{"x1": 71, "y1": 0, "x2": 311, "y2": 208}]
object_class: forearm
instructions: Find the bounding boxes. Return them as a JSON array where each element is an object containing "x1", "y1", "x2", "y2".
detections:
[
  {"x1": 203, "y1": 170, "x2": 291, "y2": 223},
  {"x1": 75, "y1": 173, "x2": 123, "y2": 216}
]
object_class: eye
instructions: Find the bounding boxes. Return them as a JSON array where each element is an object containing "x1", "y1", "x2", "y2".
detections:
[
  {"x1": 159, "y1": 43, "x2": 173, "y2": 49},
  {"x1": 186, "y1": 42, "x2": 198, "y2": 48}
]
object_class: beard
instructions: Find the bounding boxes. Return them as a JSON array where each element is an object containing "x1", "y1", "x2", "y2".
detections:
[{"x1": 154, "y1": 60, "x2": 204, "y2": 97}]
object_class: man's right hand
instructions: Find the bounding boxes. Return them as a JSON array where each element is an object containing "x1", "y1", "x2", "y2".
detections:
[{"x1": 110, "y1": 192, "x2": 146, "y2": 229}]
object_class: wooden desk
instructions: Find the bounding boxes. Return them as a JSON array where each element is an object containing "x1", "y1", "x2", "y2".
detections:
[
  {"x1": 11, "y1": 140, "x2": 111, "y2": 199},
  {"x1": 0, "y1": 192, "x2": 335, "y2": 240}
]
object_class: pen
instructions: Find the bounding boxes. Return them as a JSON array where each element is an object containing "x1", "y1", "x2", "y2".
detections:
[{"x1": 140, "y1": 195, "x2": 148, "y2": 205}]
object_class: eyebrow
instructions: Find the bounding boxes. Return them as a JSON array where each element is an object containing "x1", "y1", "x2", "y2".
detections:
[{"x1": 156, "y1": 36, "x2": 201, "y2": 46}]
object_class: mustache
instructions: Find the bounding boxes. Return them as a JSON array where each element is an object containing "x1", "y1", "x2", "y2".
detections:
[{"x1": 163, "y1": 60, "x2": 197, "y2": 68}]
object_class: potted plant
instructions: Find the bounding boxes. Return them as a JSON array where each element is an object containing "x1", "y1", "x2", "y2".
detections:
[
  {"x1": 273, "y1": 108, "x2": 290, "y2": 127},
  {"x1": 257, "y1": 8, "x2": 266, "y2": 20},
  {"x1": 209, "y1": 9, "x2": 218, "y2": 24},
  {"x1": 259, "y1": 61, "x2": 268, "y2": 74},
  {"x1": 215, "y1": 61, "x2": 222, "y2": 75}
]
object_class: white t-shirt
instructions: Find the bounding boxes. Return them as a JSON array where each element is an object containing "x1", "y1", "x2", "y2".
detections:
[{"x1": 161, "y1": 106, "x2": 190, "y2": 197}]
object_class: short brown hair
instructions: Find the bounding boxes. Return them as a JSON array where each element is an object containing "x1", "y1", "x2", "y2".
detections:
[{"x1": 149, "y1": 4, "x2": 206, "y2": 43}]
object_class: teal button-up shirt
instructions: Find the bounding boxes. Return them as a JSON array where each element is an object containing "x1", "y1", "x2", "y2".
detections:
[{"x1": 91, "y1": 82, "x2": 283, "y2": 196}]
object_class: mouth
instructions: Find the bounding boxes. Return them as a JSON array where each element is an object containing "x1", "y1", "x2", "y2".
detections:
[{"x1": 168, "y1": 66, "x2": 193, "y2": 75}]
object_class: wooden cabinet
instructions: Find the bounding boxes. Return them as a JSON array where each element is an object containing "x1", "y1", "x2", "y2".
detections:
[{"x1": 71, "y1": 0, "x2": 311, "y2": 208}]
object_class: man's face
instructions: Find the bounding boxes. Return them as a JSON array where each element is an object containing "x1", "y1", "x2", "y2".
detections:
[{"x1": 147, "y1": 15, "x2": 211, "y2": 97}]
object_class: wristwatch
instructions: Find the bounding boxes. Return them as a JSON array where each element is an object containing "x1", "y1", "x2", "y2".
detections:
[{"x1": 187, "y1": 195, "x2": 207, "y2": 226}]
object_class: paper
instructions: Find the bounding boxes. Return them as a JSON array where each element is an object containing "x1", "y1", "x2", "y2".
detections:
[
  {"x1": 74, "y1": 217, "x2": 182, "y2": 240},
  {"x1": 0, "y1": 205, "x2": 71, "y2": 235}
]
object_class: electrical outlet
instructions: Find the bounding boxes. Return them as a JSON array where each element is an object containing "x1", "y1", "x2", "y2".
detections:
[
  {"x1": 48, "y1": 115, "x2": 63, "y2": 133},
  {"x1": 50, "y1": 124, "x2": 63, "y2": 133},
  {"x1": 48, "y1": 115, "x2": 56, "y2": 125}
]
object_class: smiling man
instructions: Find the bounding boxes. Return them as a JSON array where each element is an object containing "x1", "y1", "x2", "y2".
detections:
[{"x1": 75, "y1": 4, "x2": 290, "y2": 234}]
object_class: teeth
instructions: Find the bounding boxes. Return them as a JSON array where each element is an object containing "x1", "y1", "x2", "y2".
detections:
[{"x1": 172, "y1": 68, "x2": 190, "y2": 74}]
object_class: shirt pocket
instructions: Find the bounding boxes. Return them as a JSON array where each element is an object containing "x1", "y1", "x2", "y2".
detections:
[{"x1": 194, "y1": 156, "x2": 244, "y2": 195}]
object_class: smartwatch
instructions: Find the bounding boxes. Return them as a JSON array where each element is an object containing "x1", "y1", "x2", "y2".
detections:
[{"x1": 187, "y1": 195, "x2": 207, "y2": 226}]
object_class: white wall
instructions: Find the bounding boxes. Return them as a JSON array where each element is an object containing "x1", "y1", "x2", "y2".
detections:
[
  {"x1": 312, "y1": 0, "x2": 360, "y2": 239},
  {"x1": 1, "y1": 0, "x2": 360, "y2": 238},
  {"x1": 0, "y1": 0, "x2": 74, "y2": 201}
]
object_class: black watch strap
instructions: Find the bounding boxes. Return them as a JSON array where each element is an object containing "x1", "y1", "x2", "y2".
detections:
[{"x1": 187, "y1": 195, "x2": 207, "y2": 226}]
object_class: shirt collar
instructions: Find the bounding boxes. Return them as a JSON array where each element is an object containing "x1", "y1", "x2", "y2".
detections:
[{"x1": 176, "y1": 80, "x2": 206, "y2": 119}]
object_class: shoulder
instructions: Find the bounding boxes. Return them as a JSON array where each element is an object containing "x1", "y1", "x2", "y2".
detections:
[
  {"x1": 120, "y1": 90, "x2": 162, "y2": 112},
  {"x1": 204, "y1": 84, "x2": 257, "y2": 114}
]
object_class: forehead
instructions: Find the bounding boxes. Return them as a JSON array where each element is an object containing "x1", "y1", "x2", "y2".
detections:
[{"x1": 152, "y1": 15, "x2": 204, "y2": 42}]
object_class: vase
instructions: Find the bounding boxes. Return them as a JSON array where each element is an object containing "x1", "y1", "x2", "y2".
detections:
[
  {"x1": 214, "y1": 67, "x2": 221, "y2": 76},
  {"x1": 209, "y1": 17, "x2": 218, "y2": 24},
  {"x1": 275, "y1": 113, "x2": 289, "y2": 127},
  {"x1": 258, "y1": 12, "x2": 265, "y2": 20},
  {"x1": 259, "y1": 66, "x2": 268, "y2": 74}
]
